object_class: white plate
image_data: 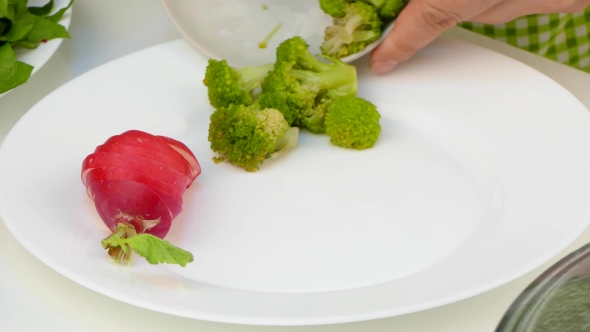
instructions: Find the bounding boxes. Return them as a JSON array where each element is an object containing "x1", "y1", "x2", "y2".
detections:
[
  {"x1": 0, "y1": 0, "x2": 73, "y2": 98},
  {"x1": 2, "y1": 38, "x2": 590, "y2": 325}
]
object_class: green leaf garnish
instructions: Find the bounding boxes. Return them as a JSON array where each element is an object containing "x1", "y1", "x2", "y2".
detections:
[
  {"x1": 4, "y1": 8, "x2": 36, "y2": 42},
  {"x1": 0, "y1": 18, "x2": 11, "y2": 37},
  {"x1": 28, "y1": 0, "x2": 53, "y2": 17},
  {"x1": 101, "y1": 224, "x2": 194, "y2": 267},
  {"x1": 25, "y1": 15, "x2": 70, "y2": 42},
  {"x1": 0, "y1": 43, "x2": 33, "y2": 93},
  {"x1": 0, "y1": 0, "x2": 8, "y2": 18},
  {"x1": 46, "y1": 0, "x2": 73, "y2": 22},
  {"x1": 0, "y1": 0, "x2": 74, "y2": 94}
]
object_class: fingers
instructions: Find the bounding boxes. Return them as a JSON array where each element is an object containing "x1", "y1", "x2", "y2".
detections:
[
  {"x1": 369, "y1": 0, "x2": 590, "y2": 75},
  {"x1": 370, "y1": 0, "x2": 502, "y2": 74}
]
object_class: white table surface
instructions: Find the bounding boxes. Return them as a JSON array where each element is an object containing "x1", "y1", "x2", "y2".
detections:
[{"x1": 1, "y1": 1, "x2": 590, "y2": 331}]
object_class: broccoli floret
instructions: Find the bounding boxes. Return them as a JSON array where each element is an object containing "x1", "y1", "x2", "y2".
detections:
[
  {"x1": 299, "y1": 87, "x2": 355, "y2": 134},
  {"x1": 300, "y1": 94, "x2": 331, "y2": 134},
  {"x1": 203, "y1": 59, "x2": 274, "y2": 108},
  {"x1": 320, "y1": 2, "x2": 382, "y2": 58},
  {"x1": 324, "y1": 96, "x2": 381, "y2": 149},
  {"x1": 322, "y1": 0, "x2": 407, "y2": 20},
  {"x1": 319, "y1": 0, "x2": 347, "y2": 17},
  {"x1": 208, "y1": 103, "x2": 299, "y2": 172},
  {"x1": 258, "y1": 36, "x2": 357, "y2": 126},
  {"x1": 376, "y1": 0, "x2": 407, "y2": 19}
]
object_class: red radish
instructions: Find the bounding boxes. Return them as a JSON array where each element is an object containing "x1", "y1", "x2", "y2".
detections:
[
  {"x1": 104, "y1": 130, "x2": 201, "y2": 180},
  {"x1": 85, "y1": 167, "x2": 184, "y2": 219},
  {"x1": 82, "y1": 152, "x2": 191, "y2": 191},
  {"x1": 90, "y1": 179, "x2": 173, "y2": 239},
  {"x1": 100, "y1": 131, "x2": 200, "y2": 180},
  {"x1": 94, "y1": 144, "x2": 195, "y2": 182},
  {"x1": 82, "y1": 130, "x2": 200, "y2": 266}
]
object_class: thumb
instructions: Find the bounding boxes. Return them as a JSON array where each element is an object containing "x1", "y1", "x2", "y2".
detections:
[{"x1": 370, "y1": 0, "x2": 497, "y2": 74}]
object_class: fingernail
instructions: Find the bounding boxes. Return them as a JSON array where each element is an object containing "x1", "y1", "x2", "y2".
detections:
[{"x1": 371, "y1": 60, "x2": 397, "y2": 75}]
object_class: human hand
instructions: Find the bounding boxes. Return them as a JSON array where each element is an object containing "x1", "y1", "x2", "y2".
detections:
[{"x1": 370, "y1": 0, "x2": 590, "y2": 74}]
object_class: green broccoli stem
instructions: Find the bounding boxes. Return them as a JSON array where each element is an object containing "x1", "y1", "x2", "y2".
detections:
[
  {"x1": 344, "y1": 15, "x2": 365, "y2": 43},
  {"x1": 295, "y1": 49, "x2": 337, "y2": 72},
  {"x1": 271, "y1": 127, "x2": 299, "y2": 159},
  {"x1": 236, "y1": 63, "x2": 274, "y2": 92},
  {"x1": 353, "y1": 30, "x2": 380, "y2": 42},
  {"x1": 293, "y1": 65, "x2": 357, "y2": 95},
  {"x1": 291, "y1": 50, "x2": 357, "y2": 94}
]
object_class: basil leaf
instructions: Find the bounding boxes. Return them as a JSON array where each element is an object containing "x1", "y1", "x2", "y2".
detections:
[
  {"x1": 4, "y1": 7, "x2": 35, "y2": 41},
  {"x1": 28, "y1": 0, "x2": 53, "y2": 16},
  {"x1": 0, "y1": 17, "x2": 11, "y2": 36},
  {"x1": 7, "y1": 0, "x2": 27, "y2": 13},
  {"x1": 46, "y1": 0, "x2": 72, "y2": 22},
  {"x1": 12, "y1": 38, "x2": 38, "y2": 48},
  {"x1": 0, "y1": 0, "x2": 8, "y2": 18},
  {"x1": 0, "y1": 43, "x2": 34, "y2": 93},
  {"x1": 0, "y1": 0, "x2": 73, "y2": 94},
  {"x1": 26, "y1": 15, "x2": 69, "y2": 41}
]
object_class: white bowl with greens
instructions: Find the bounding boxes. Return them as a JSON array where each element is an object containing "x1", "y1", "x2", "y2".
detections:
[
  {"x1": 0, "y1": 0, "x2": 74, "y2": 97},
  {"x1": 160, "y1": 0, "x2": 402, "y2": 67}
]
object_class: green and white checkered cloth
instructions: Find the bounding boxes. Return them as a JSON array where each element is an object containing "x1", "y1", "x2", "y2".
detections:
[{"x1": 460, "y1": 8, "x2": 590, "y2": 73}]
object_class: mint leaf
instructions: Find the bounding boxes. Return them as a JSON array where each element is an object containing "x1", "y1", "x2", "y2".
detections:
[
  {"x1": 0, "y1": 0, "x2": 8, "y2": 18},
  {"x1": 101, "y1": 225, "x2": 194, "y2": 267},
  {"x1": 0, "y1": 0, "x2": 73, "y2": 94},
  {"x1": 0, "y1": 43, "x2": 33, "y2": 93},
  {"x1": 28, "y1": 0, "x2": 53, "y2": 16},
  {"x1": 0, "y1": 18, "x2": 11, "y2": 37},
  {"x1": 46, "y1": 0, "x2": 73, "y2": 22},
  {"x1": 26, "y1": 15, "x2": 69, "y2": 41},
  {"x1": 12, "y1": 38, "x2": 38, "y2": 48},
  {"x1": 4, "y1": 8, "x2": 35, "y2": 42}
]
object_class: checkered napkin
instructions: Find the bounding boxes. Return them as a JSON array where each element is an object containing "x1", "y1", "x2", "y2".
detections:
[{"x1": 460, "y1": 8, "x2": 590, "y2": 73}]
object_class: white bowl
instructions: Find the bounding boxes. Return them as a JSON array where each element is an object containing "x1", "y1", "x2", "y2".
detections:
[{"x1": 160, "y1": 0, "x2": 393, "y2": 67}]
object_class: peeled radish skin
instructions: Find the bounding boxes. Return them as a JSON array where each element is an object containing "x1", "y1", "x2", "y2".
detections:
[{"x1": 89, "y1": 179, "x2": 172, "y2": 239}]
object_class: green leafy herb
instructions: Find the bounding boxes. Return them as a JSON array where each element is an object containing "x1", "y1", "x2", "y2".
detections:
[
  {"x1": 101, "y1": 223, "x2": 194, "y2": 267},
  {"x1": 5, "y1": 8, "x2": 36, "y2": 42},
  {"x1": 0, "y1": 17, "x2": 11, "y2": 36},
  {"x1": 0, "y1": 43, "x2": 33, "y2": 93},
  {"x1": 0, "y1": 0, "x2": 73, "y2": 94},
  {"x1": 46, "y1": 0, "x2": 73, "y2": 22},
  {"x1": 0, "y1": 0, "x2": 8, "y2": 18},
  {"x1": 28, "y1": 0, "x2": 53, "y2": 16}
]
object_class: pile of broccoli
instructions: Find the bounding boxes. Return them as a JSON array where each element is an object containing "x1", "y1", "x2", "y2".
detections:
[
  {"x1": 203, "y1": 36, "x2": 382, "y2": 172},
  {"x1": 319, "y1": 0, "x2": 408, "y2": 58}
]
